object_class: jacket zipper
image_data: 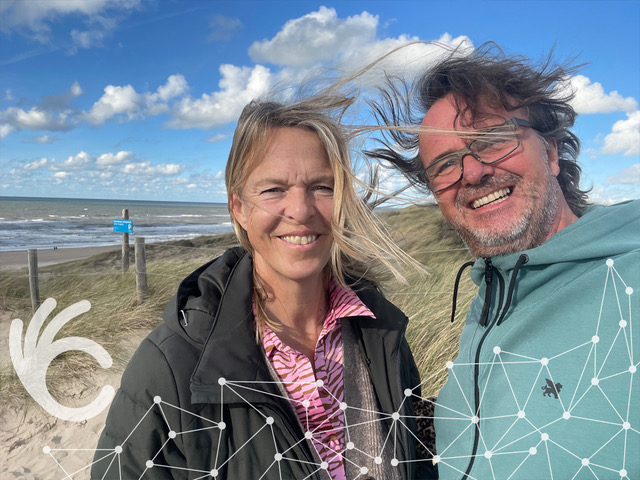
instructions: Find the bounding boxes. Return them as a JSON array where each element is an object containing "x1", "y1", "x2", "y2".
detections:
[{"x1": 461, "y1": 259, "x2": 504, "y2": 479}]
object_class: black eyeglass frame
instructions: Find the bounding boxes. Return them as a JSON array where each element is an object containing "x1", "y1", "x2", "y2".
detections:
[{"x1": 423, "y1": 117, "x2": 535, "y2": 193}]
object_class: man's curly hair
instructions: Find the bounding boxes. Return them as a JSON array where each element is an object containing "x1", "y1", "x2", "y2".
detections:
[{"x1": 368, "y1": 42, "x2": 590, "y2": 216}]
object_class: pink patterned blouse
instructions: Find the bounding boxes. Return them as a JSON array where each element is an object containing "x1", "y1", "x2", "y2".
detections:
[{"x1": 261, "y1": 279, "x2": 376, "y2": 480}]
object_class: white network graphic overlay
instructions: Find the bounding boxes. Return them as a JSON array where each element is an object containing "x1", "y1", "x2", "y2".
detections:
[
  {"x1": 41, "y1": 258, "x2": 638, "y2": 479},
  {"x1": 429, "y1": 258, "x2": 638, "y2": 480}
]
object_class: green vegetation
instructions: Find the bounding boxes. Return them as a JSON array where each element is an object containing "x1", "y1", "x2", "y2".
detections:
[{"x1": 0, "y1": 207, "x2": 474, "y2": 406}]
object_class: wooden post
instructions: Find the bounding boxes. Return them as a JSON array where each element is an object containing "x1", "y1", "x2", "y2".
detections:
[
  {"x1": 122, "y1": 208, "x2": 130, "y2": 273},
  {"x1": 28, "y1": 249, "x2": 40, "y2": 312},
  {"x1": 135, "y1": 236, "x2": 148, "y2": 305}
]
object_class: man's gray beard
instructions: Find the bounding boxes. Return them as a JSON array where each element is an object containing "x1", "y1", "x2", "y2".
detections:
[{"x1": 452, "y1": 168, "x2": 560, "y2": 258}]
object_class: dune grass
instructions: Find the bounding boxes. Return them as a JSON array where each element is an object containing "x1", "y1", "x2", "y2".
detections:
[{"x1": 0, "y1": 207, "x2": 474, "y2": 405}]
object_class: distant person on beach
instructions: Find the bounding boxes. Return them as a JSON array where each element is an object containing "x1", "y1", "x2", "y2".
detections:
[
  {"x1": 92, "y1": 94, "x2": 436, "y2": 479},
  {"x1": 368, "y1": 43, "x2": 639, "y2": 479}
]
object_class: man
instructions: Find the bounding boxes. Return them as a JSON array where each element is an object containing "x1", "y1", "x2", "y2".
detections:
[{"x1": 370, "y1": 44, "x2": 639, "y2": 479}]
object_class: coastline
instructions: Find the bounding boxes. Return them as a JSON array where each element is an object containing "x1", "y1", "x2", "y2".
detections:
[{"x1": 0, "y1": 245, "x2": 121, "y2": 269}]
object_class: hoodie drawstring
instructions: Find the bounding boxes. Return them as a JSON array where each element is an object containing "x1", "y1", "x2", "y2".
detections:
[
  {"x1": 450, "y1": 261, "x2": 475, "y2": 323},
  {"x1": 496, "y1": 254, "x2": 529, "y2": 326},
  {"x1": 450, "y1": 254, "x2": 529, "y2": 327}
]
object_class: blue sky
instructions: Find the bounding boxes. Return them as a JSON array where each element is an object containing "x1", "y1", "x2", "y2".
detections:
[{"x1": 1, "y1": 0, "x2": 638, "y2": 204}]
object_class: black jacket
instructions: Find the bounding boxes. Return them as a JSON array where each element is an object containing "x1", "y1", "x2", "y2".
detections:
[{"x1": 92, "y1": 247, "x2": 432, "y2": 479}]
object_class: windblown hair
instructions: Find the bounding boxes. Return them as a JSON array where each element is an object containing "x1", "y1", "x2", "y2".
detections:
[
  {"x1": 368, "y1": 42, "x2": 590, "y2": 216},
  {"x1": 225, "y1": 96, "x2": 417, "y2": 333}
]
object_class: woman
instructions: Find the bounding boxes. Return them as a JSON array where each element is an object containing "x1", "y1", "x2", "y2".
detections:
[{"x1": 92, "y1": 95, "x2": 431, "y2": 479}]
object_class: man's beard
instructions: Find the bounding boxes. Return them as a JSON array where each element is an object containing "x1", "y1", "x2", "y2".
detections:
[{"x1": 451, "y1": 167, "x2": 560, "y2": 258}]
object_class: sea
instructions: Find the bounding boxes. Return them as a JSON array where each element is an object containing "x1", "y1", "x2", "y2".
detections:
[{"x1": 0, "y1": 196, "x2": 233, "y2": 252}]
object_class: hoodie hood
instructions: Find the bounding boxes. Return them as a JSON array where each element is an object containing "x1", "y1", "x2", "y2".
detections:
[{"x1": 469, "y1": 200, "x2": 640, "y2": 326}]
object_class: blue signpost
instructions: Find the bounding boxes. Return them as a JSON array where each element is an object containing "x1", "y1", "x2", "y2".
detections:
[{"x1": 113, "y1": 219, "x2": 133, "y2": 233}]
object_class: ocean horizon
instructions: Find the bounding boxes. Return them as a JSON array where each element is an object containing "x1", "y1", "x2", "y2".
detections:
[{"x1": 0, "y1": 196, "x2": 233, "y2": 252}]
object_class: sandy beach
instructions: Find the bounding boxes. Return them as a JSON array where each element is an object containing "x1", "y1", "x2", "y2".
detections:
[{"x1": 0, "y1": 245, "x2": 121, "y2": 269}]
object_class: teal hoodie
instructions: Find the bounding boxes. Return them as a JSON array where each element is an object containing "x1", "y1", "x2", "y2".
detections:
[{"x1": 434, "y1": 200, "x2": 640, "y2": 480}]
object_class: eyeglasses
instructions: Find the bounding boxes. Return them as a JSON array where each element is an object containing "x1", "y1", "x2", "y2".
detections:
[{"x1": 423, "y1": 117, "x2": 534, "y2": 193}]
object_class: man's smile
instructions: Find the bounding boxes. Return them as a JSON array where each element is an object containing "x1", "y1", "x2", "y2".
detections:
[{"x1": 471, "y1": 187, "x2": 512, "y2": 209}]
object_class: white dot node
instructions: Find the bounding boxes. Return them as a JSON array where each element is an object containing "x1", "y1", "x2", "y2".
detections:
[
  {"x1": 305, "y1": 431, "x2": 313, "y2": 439},
  {"x1": 266, "y1": 416, "x2": 274, "y2": 425},
  {"x1": 620, "y1": 320, "x2": 628, "y2": 328},
  {"x1": 146, "y1": 460, "x2": 154, "y2": 468},
  {"x1": 218, "y1": 422, "x2": 226, "y2": 430},
  {"x1": 340, "y1": 402, "x2": 348, "y2": 411},
  {"x1": 620, "y1": 469, "x2": 628, "y2": 477},
  {"x1": 347, "y1": 441, "x2": 355, "y2": 450},
  {"x1": 43, "y1": 446, "x2": 51, "y2": 454},
  {"x1": 374, "y1": 456, "x2": 383, "y2": 464},
  {"x1": 153, "y1": 396, "x2": 162, "y2": 404},
  {"x1": 392, "y1": 412, "x2": 400, "y2": 421},
  {"x1": 630, "y1": 365, "x2": 637, "y2": 374},
  {"x1": 320, "y1": 461, "x2": 329, "y2": 470},
  {"x1": 218, "y1": 377, "x2": 226, "y2": 386},
  {"x1": 591, "y1": 377, "x2": 599, "y2": 386},
  {"x1": 360, "y1": 467, "x2": 369, "y2": 475},
  {"x1": 446, "y1": 361, "x2": 454, "y2": 369},
  {"x1": 316, "y1": 379, "x2": 324, "y2": 388},
  {"x1": 541, "y1": 433, "x2": 549, "y2": 441},
  {"x1": 517, "y1": 410, "x2": 526, "y2": 419},
  {"x1": 541, "y1": 357, "x2": 549, "y2": 366},
  {"x1": 168, "y1": 430, "x2": 176, "y2": 439},
  {"x1": 302, "y1": 400, "x2": 310, "y2": 408},
  {"x1": 433, "y1": 455, "x2": 441, "y2": 464},
  {"x1": 391, "y1": 458, "x2": 399, "y2": 467},
  {"x1": 493, "y1": 346, "x2": 501, "y2": 354},
  {"x1": 606, "y1": 259, "x2": 614, "y2": 267},
  {"x1": 563, "y1": 412, "x2": 571, "y2": 420},
  {"x1": 582, "y1": 458, "x2": 590, "y2": 466},
  {"x1": 529, "y1": 447, "x2": 537, "y2": 455},
  {"x1": 274, "y1": 453, "x2": 283, "y2": 462},
  {"x1": 623, "y1": 422, "x2": 630, "y2": 430},
  {"x1": 471, "y1": 415, "x2": 479, "y2": 424},
  {"x1": 404, "y1": 388, "x2": 413, "y2": 397},
  {"x1": 210, "y1": 469, "x2": 218, "y2": 477},
  {"x1": 592, "y1": 335, "x2": 600, "y2": 344},
  {"x1": 626, "y1": 287, "x2": 633, "y2": 295},
  {"x1": 115, "y1": 446, "x2": 123, "y2": 454},
  {"x1": 484, "y1": 451, "x2": 493, "y2": 459}
]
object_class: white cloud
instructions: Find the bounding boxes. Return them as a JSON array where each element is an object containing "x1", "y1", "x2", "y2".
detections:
[
  {"x1": 204, "y1": 133, "x2": 228, "y2": 144},
  {"x1": 249, "y1": 7, "x2": 378, "y2": 67},
  {"x1": 121, "y1": 161, "x2": 184, "y2": 176},
  {"x1": 70, "y1": 28, "x2": 106, "y2": 50},
  {"x1": 604, "y1": 163, "x2": 640, "y2": 185},
  {"x1": 85, "y1": 75, "x2": 189, "y2": 124},
  {"x1": 0, "y1": 0, "x2": 141, "y2": 43},
  {"x1": 70, "y1": 81, "x2": 84, "y2": 97},
  {"x1": 153, "y1": 74, "x2": 188, "y2": 103},
  {"x1": 55, "y1": 151, "x2": 93, "y2": 171},
  {"x1": 32, "y1": 134, "x2": 58, "y2": 144},
  {"x1": 208, "y1": 14, "x2": 242, "y2": 42},
  {"x1": 0, "y1": 123, "x2": 17, "y2": 138},
  {"x1": 86, "y1": 84, "x2": 143, "y2": 124},
  {"x1": 0, "y1": 106, "x2": 74, "y2": 135},
  {"x1": 0, "y1": 81, "x2": 82, "y2": 136},
  {"x1": 569, "y1": 75, "x2": 638, "y2": 114},
  {"x1": 53, "y1": 171, "x2": 70, "y2": 179},
  {"x1": 24, "y1": 158, "x2": 49, "y2": 170},
  {"x1": 96, "y1": 151, "x2": 134, "y2": 166},
  {"x1": 168, "y1": 64, "x2": 272, "y2": 129},
  {"x1": 602, "y1": 111, "x2": 640, "y2": 157}
]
